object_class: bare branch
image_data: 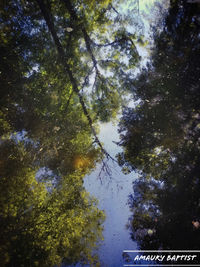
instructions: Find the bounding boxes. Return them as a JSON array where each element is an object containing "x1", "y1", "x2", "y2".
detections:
[
  {"x1": 98, "y1": 159, "x2": 112, "y2": 181},
  {"x1": 92, "y1": 69, "x2": 98, "y2": 92},
  {"x1": 91, "y1": 39, "x2": 122, "y2": 48},
  {"x1": 81, "y1": 66, "x2": 94, "y2": 91},
  {"x1": 110, "y1": 4, "x2": 119, "y2": 15}
]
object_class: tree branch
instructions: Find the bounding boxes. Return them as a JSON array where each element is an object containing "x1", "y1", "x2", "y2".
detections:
[
  {"x1": 110, "y1": 4, "x2": 119, "y2": 15},
  {"x1": 61, "y1": 0, "x2": 100, "y2": 75},
  {"x1": 35, "y1": 0, "x2": 115, "y2": 160}
]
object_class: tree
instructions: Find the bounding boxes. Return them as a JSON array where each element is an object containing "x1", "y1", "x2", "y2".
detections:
[
  {"x1": 118, "y1": 0, "x2": 200, "y2": 178},
  {"x1": 0, "y1": 0, "x2": 141, "y2": 168},
  {"x1": 0, "y1": 139, "x2": 105, "y2": 267},
  {"x1": 0, "y1": 0, "x2": 142, "y2": 265},
  {"x1": 117, "y1": 0, "x2": 200, "y2": 253}
]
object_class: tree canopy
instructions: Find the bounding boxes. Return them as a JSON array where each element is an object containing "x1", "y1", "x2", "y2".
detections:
[
  {"x1": 0, "y1": 0, "x2": 142, "y2": 266},
  {"x1": 0, "y1": 140, "x2": 106, "y2": 266},
  {"x1": 118, "y1": 0, "x2": 200, "y2": 254}
]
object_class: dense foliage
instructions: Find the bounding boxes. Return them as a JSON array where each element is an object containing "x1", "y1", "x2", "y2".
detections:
[
  {"x1": 0, "y1": 140, "x2": 105, "y2": 266},
  {"x1": 0, "y1": 0, "x2": 141, "y2": 266},
  {"x1": 118, "y1": 0, "x2": 200, "y2": 252}
]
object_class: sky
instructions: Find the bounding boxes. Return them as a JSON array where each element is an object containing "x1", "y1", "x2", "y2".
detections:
[
  {"x1": 76, "y1": 0, "x2": 169, "y2": 266},
  {"x1": 84, "y1": 122, "x2": 138, "y2": 266}
]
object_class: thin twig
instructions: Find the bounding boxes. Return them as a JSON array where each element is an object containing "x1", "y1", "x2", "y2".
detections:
[
  {"x1": 110, "y1": 4, "x2": 119, "y2": 15},
  {"x1": 81, "y1": 66, "x2": 94, "y2": 91}
]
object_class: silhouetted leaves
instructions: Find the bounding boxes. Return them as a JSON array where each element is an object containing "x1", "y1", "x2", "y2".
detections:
[{"x1": 118, "y1": 0, "x2": 200, "y2": 252}]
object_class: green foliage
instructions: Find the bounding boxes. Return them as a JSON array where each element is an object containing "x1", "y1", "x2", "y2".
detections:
[
  {"x1": 0, "y1": 0, "x2": 143, "y2": 265},
  {"x1": 0, "y1": 140, "x2": 105, "y2": 266}
]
